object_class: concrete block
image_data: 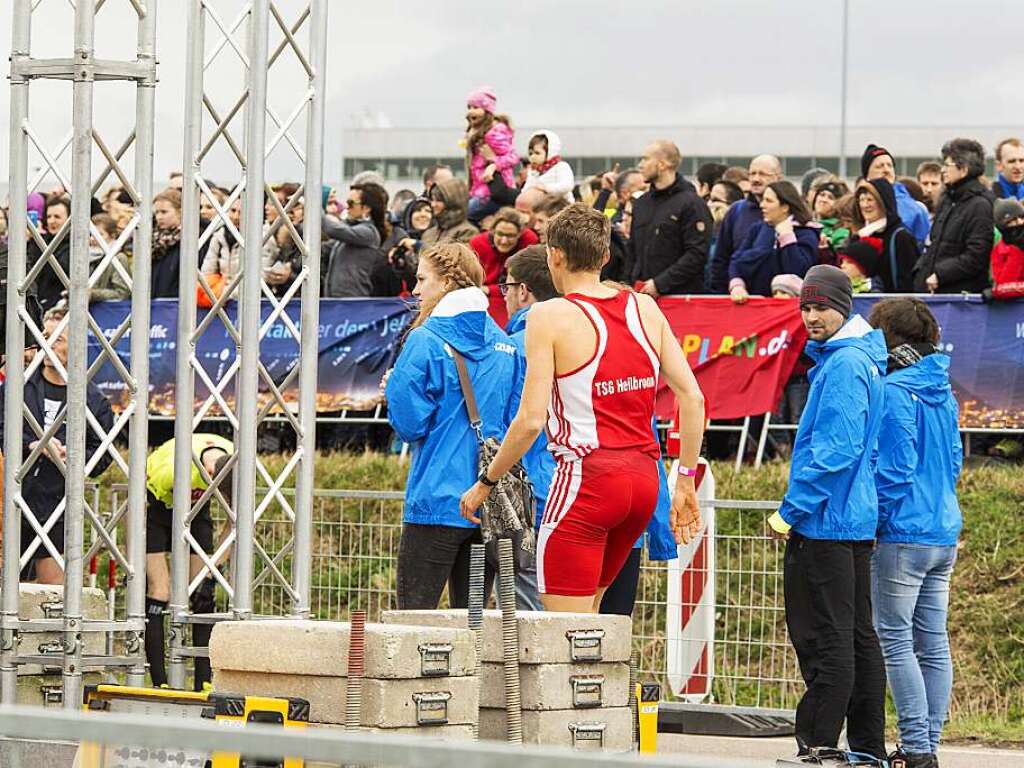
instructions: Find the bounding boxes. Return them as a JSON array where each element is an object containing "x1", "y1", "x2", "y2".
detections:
[
  {"x1": 209, "y1": 619, "x2": 476, "y2": 678},
  {"x1": 3, "y1": 585, "x2": 110, "y2": 676},
  {"x1": 214, "y1": 669, "x2": 346, "y2": 725},
  {"x1": 382, "y1": 610, "x2": 632, "y2": 664},
  {"x1": 479, "y1": 661, "x2": 630, "y2": 710},
  {"x1": 479, "y1": 706, "x2": 633, "y2": 751},
  {"x1": 214, "y1": 670, "x2": 479, "y2": 728}
]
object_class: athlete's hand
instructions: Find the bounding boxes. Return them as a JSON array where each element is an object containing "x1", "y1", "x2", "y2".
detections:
[
  {"x1": 459, "y1": 482, "x2": 490, "y2": 525},
  {"x1": 670, "y1": 480, "x2": 701, "y2": 545},
  {"x1": 639, "y1": 279, "x2": 660, "y2": 298}
]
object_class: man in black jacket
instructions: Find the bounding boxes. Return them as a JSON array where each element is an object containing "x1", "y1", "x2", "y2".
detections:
[
  {"x1": 915, "y1": 138, "x2": 994, "y2": 294},
  {"x1": 0, "y1": 307, "x2": 115, "y2": 583},
  {"x1": 632, "y1": 140, "x2": 712, "y2": 297}
]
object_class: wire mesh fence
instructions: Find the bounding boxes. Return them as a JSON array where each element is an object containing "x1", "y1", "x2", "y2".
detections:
[{"x1": 241, "y1": 487, "x2": 803, "y2": 710}]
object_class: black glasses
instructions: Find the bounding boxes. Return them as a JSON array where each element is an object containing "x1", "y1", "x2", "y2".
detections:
[
  {"x1": 498, "y1": 281, "x2": 526, "y2": 297},
  {"x1": 346, "y1": 199, "x2": 361, "y2": 208}
]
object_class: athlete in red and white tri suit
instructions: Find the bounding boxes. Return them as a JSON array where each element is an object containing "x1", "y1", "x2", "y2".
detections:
[
  {"x1": 538, "y1": 290, "x2": 662, "y2": 596},
  {"x1": 461, "y1": 202, "x2": 705, "y2": 613}
]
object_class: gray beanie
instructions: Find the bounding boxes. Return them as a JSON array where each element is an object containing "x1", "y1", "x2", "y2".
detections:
[{"x1": 800, "y1": 265, "x2": 853, "y2": 318}]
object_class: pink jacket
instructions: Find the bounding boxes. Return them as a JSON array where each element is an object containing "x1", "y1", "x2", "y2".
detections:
[{"x1": 468, "y1": 122, "x2": 519, "y2": 201}]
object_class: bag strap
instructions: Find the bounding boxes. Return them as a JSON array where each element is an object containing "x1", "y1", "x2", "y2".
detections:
[
  {"x1": 888, "y1": 226, "x2": 906, "y2": 290},
  {"x1": 452, "y1": 350, "x2": 484, "y2": 439}
]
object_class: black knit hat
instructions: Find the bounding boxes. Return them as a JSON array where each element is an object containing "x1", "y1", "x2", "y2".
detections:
[
  {"x1": 800, "y1": 264, "x2": 853, "y2": 318},
  {"x1": 840, "y1": 239, "x2": 883, "y2": 278},
  {"x1": 861, "y1": 144, "x2": 894, "y2": 179}
]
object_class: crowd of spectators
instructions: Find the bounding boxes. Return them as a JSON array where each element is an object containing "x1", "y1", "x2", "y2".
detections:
[{"x1": 4, "y1": 87, "x2": 1022, "y2": 319}]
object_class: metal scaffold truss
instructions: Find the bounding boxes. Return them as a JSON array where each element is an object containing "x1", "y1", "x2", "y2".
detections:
[
  {"x1": 170, "y1": 0, "x2": 326, "y2": 689},
  {"x1": 2, "y1": 0, "x2": 327, "y2": 701}
]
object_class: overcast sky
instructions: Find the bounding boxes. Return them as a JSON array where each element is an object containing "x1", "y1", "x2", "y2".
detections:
[{"x1": 1, "y1": 0, "x2": 1022, "y2": 184}]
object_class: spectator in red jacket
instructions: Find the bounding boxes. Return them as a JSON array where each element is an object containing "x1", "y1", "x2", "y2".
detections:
[
  {"x1": 469, "y1": 207, "x2": 538, "y2": 326},
  {"x1": 989, "y1": 198, "x2": 1024, "y2": 300}
]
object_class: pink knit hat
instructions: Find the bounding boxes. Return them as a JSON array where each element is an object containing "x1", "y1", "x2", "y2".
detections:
[{"x1": 466, "y1": 85, "x2": 497, "y2": 113}]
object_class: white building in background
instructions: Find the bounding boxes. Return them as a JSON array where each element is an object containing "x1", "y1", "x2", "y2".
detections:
[{"x1": 334, "y1": 125, "x2": 1018, "y2": 191}]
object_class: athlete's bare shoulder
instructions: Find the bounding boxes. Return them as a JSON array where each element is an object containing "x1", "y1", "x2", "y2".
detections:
[
  {"x1": 632, "y1": 292, "x2": 668, "y2": 341},
  {"x1": 529, "y1": 297, "x2": 581, "y2": 328}
]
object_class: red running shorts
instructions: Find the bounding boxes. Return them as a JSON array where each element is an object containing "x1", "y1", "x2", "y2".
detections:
[{"x1": 537, "y1": 448, "x2": 660, "y2": 597}]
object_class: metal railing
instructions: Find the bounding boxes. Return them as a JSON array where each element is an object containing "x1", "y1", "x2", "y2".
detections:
[{"x1": 0, "y1": 705, "x2": 758, "y2": 768}]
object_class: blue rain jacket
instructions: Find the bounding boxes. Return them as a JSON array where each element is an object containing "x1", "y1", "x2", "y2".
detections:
[
  {"x1": 875, "y1": 354, "x2": 963, "y2": 546},
  {"x1": 894, "y1": 181, "x2": 932, "y2": 244},
  {"x1": 779, "y1": 315, "x2": 888, "y2": 540},
  {"x1": 506, "y1": 306, "x2": 555, "y2": 528},
  {"x1": 636, "y1": 452, "x2": 677, "y2": 561},
  {"x1": 387, "y1": 288, "x2": 521, "y2": 527}
]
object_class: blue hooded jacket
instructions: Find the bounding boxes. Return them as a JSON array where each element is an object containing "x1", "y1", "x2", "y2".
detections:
[
  {"x1": 894, "y1": 182, "x2": 931, "y2": 245},
  {"x1": 728, "y1": 220, "x2": 819, "y2": 296},
  {"x1": 779, "y1": 315, "x2": 887, "y2": 540},
  {"x1": 507, "y1": 306, "x2": 554, "y2": 528},
  {"x1": 875, "y1": 354, "x2": 963, "y2": 546},
  {"x1": 387, "y1": 288, "x2": 520, "y2": 527}
]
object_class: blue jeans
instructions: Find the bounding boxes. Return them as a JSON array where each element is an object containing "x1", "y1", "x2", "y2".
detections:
[{"x1": 871, "y1": 543, "x2": 957, "y2": 753}]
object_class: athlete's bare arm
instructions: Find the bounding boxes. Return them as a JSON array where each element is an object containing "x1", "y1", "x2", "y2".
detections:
[
  {"x1": 459, "y1": 299, "x2": 568, "y2": 524},
  {"x1": 635, "y1": 293, "x2": 705, "y2": 544}
]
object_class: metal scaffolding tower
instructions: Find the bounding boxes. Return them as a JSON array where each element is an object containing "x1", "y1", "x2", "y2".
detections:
[
  {"x1": 3, "y1": 0, "x2": 157, "y2": 705},
  {"x1": 3, "y1": 0, "x2": 327, "y2": 701},
  {"x1": 168, "y1": 0, "x2": 327, "y2": 689}
]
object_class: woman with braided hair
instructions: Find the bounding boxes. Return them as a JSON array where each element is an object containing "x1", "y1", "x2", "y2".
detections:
[{"x1": 383, "y1": 243, "x2": 520, "y2": 609}]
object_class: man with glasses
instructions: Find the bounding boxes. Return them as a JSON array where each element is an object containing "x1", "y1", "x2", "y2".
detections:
[
  {"x1": 707, "y1": 154, "x2": 782, "y2": 293},
  {"x1": 500, "y1": 244, "x2": 559, "y2": 610},
  {"x1": 321, "y1": 184, "x2": 383, "y2": 298},
  {"x1": 469, "y1": 207, "x2": 538, "y2": 326}
]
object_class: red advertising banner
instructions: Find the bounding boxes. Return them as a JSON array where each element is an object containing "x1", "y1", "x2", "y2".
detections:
[{"x1": 657, "y1": 296, "x2": 808, "y2": 420}]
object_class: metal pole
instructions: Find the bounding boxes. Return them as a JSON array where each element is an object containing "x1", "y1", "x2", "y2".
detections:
[
  {"x1": 234, "y1": 0, "x2": 272, "y2": 619},
  {"x1": 291, "y1": 0, "x2": 328, "y2": 618},
  {"x1": 125, "y1": 0, "x2": 158, "y2": 688},
  {"x1": 170, "y1": 0, "x2": 207, "y2": 690},
  {"x1": 1, "y1": 0, "x2": 33, "y2": 706},
  {"x1": 839, "y1": 0, "x2": 850, "y2": 179},
  {"x1": 62, "y1": 0, "x2": 99, "y2": 709}
]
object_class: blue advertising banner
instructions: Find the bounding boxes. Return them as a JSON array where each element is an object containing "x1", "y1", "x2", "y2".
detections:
[
  {"x1": 86, "y1": 296, "x2": 1023, "y2": 428},
  {"x1": 88, "y1": 298, "x2": 412, "y2": 416},
  {"x1": 852, "y1": 296, "x2": 1024, "y2": 429}
]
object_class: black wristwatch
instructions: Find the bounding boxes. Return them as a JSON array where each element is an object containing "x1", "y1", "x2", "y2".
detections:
[{"x1": 478, "y1": 470, "x2": 499, "y2": 487}]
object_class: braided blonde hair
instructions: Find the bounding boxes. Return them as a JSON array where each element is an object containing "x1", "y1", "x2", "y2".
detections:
[{"x1": 410, "y1": 243, "x2": 485, "y2": 329}]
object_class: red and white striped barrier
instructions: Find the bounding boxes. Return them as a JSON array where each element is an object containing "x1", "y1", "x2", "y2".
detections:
[{"x1": 665, "y1": 457, "x2": 716, "y2": 701}]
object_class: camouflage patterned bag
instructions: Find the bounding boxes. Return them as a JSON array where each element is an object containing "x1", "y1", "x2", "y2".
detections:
[{"x1": 453, "y1": 351, "x2": 536, "y2": 556}]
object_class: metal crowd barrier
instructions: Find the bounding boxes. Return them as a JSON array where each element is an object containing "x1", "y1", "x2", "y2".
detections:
[{"x1": 0, "y1": 705, "x2": 756, "y2": 768}]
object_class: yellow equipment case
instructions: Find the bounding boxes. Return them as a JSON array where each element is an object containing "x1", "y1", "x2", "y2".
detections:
[{"x1": 77, "y1": 684, "x2": 308, "y2": 768}]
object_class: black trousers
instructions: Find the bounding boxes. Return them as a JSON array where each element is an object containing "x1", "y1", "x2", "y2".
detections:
[
  {"x1": 784, "y1": 535, "x2": 886, "y2": 759},
  {"x1": 396, "y1": 524, "x2": 495, "y2": 610},
  {"x1": 600, "y1": 547, "x2": 642, "y2": 615}
]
